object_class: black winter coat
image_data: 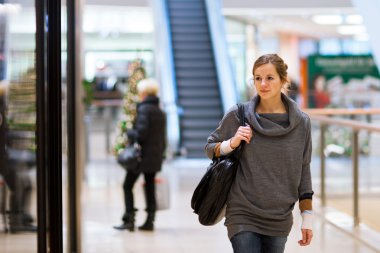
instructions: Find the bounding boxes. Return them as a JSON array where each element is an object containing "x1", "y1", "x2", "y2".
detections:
[
  {"x1": 127, "y1": 95, "x2": 166, "y2": 173},
  {"x1": 0, "y1": 95, "x2": 7, "y2": 174}
]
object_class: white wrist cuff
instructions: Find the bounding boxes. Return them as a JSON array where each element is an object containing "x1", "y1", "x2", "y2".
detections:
[
  {"x1": 301, "y1": 211, "x2": 313, "y2": 230},
  {"x1": 220, "y1": 139, "x2": 235, "y2": 155}
]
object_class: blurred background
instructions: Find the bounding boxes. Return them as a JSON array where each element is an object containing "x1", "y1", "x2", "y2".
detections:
[{"x1": 0, "y1": 0, "x2": 380, "y2": 252}]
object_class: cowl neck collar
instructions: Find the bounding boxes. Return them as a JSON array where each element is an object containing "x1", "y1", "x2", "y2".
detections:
[{"x1": 245, "y1": 93, "x2": 303, "y2": 136}]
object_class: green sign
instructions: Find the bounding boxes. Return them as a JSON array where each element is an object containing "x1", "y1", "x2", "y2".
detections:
[{"x1": 307, "y1": 55, "x2": 380, "y2": 108}]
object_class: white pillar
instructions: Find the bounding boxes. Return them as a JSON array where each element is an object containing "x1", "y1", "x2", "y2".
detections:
[
  {"x1": 351, "y1": 0, "x2": 380, "y2": 71},
  {"x1": 279, "y1": 33, "x2": 300, "y2": 83}
]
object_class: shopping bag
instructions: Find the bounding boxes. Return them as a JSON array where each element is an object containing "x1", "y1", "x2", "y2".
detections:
[
  {"x1": 155, "y1": 174, "x2": 170, "y2": 210},
  {"x1": 142, "y1": 173, "x2": 170, "y2": 211}
]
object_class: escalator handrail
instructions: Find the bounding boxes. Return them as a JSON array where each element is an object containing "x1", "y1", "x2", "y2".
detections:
[{"x1": 151, "y1": 0, "x2": 180, "y2": 158}]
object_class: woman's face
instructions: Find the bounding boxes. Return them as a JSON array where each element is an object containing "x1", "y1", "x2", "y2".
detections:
[{"x1": 253, "y1": 63, "x2": 284, "y2": 101}]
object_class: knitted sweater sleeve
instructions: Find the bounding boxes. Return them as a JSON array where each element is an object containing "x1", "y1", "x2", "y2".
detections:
[
  {"x1": 205, "y1": 105, "x2": 239, "y2": 159},
  {"x1": 298, "y1": 115, "x2": 314, "y2": 216}
]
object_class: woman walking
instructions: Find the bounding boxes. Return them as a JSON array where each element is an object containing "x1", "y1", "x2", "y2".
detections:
[{"x1": 205, "y1": 54, "x2": 313, "y2": 253}]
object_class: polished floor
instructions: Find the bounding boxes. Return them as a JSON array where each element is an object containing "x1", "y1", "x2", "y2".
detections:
[
  {"x1": 80, "y1": 156, "x2": 380, "y2": 253},
  {"x1": 1, "y1": 133, "x2": 380, "y2": 252}
]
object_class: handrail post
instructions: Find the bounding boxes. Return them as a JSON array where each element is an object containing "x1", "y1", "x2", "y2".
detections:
[
  {"x1": 105, "y1": 107, "x2": 111, "y2": 153},
  {"x1": 352, "y1": 130, "x2": 360, "y2": 226},
  {"x1": 320, "y1": 123, "x2": 326, "y2": 207}
]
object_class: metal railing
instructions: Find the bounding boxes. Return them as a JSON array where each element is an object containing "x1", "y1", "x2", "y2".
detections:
[{"x1": 306, "y1": 108, "x2": 380, "y2": 227}]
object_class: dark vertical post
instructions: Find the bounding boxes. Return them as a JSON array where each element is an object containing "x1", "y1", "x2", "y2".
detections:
[
  {"x1": 47, "y1": 0, "x2": 63, "y2": 251},
  {"x1": 35, "y1": 0, "x2": 47, "y2": 252},
  {"x1": 67, "y1": 0, "x2": 79, "y2": 251}
]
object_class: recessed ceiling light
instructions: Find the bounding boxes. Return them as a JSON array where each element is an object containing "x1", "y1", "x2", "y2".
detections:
[
  {"x1": 0, "y1": 3, "x2": 22, "y2": 15},
  {"x1": 345, "y1": 15, "x2": 363, "y2": 25},
  {"x1": 312, "y1": 15, "x2": 343, "y2": 25},
  {"x1": 337, "y1": 25, "x2": 366, "y2": 35},
  {"x1": 354, "y1": 33, "x2": 369, "y2": 41}
]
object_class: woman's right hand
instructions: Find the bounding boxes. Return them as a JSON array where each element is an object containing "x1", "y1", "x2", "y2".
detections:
[{"x1": 230, "y1": 124, "x2": 252, "y2": 149}]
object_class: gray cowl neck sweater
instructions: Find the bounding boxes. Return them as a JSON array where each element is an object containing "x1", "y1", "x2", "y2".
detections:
[{"x1": 205, "y1": 94, "x2": 313, "y2": 238}]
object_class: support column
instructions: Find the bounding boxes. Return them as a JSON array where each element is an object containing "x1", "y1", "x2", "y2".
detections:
[
  {"x1": 67, "y1": 0, "x2": 85, "y2": 252},
  {"x1": 351, "y1": 0, "x2": 380, "y2": 71}
]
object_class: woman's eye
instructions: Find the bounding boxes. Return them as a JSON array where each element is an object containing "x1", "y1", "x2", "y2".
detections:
[
  {"x1": 255, "y1": 77, "x2": 261, "y2": 81},
  {"x1": 267, "y1": 76, "x2": 274, "y2": 80}
]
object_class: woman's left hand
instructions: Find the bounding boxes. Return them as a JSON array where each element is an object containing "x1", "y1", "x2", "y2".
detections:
[
  {"x1": 298, "y1": 229, "x2": 313, "y2": 246},
  {"x1": 230, "y1": 124, "x2": 253, "y2": 149}
]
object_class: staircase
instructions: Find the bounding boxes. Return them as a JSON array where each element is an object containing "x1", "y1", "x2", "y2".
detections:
[{"x1": 166, "y1": 0, "x2": 224, "y2": 158}]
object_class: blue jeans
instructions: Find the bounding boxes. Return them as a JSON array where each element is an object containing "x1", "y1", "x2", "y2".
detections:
[{"x1": 230, "y1": 231, "x2": 287, "y2": 253}]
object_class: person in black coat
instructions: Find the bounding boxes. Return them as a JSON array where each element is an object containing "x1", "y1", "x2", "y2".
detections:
[{"x1": 114, "y1": 78, "x2": 166, "y2": 232}]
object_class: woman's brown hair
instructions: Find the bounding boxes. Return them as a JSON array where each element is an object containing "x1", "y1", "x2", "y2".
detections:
[{"x1": 252, "y1": 54, "x2": 289, "y2": 85}]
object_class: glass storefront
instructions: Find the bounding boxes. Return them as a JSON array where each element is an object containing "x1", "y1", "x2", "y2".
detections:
[
  {"x1": 0, "y1": 1, "x2": 37, "y2": 252},
  {"x1": 1, "y1": 2, "x2": 378, "y2": 252},
  {"x1": 1, "y1": 0, "x2": 68, "y2": 252}
]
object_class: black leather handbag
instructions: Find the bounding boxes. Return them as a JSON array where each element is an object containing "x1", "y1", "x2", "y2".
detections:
[
  {"x1": 191, "y1": 104, "x2": 246, "y2": 226},
  {"x1": 117, "y1": 142, "x2": 142, "y2": 172}
]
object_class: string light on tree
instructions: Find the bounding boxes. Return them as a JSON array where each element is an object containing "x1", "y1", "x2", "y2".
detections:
[{"x1": 114, "y1": 59, "x2": 146, "y2": 154}]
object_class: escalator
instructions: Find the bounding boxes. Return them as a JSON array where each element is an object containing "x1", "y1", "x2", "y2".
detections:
[{"x1": 166, "y1": 0, "x2": 224, "y2": 158}]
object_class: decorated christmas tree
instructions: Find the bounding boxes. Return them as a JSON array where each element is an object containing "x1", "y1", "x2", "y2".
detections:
[{"x1": 114, "y1": 59, "x2": 146, "y2": 154}]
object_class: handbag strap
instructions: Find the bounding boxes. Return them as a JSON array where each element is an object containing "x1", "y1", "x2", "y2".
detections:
[
  {"x1": 233, "y1": 104, "x2": 246, "y2": 158},
  {"x1": 212, "y1": 104, "x2": 246, "y2": 160},
  {"x1": 238, "y1": 103, "x2": 245, "y2": 127}
]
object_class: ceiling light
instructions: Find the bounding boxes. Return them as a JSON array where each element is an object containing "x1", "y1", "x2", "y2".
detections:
[
  {"x1": 312, "y1": 15, "x2": 343, "y2": 25},
  {"x1": 337, "y1": 25, "x2": 366, "y2": 35},
  {"x1": 0, "y1": 3, "x2": 22, "y2": 15},
  {"x1": 354, "y1": 33, "x2": 369, "y2": 41},
  {"x1": 345, "y1": 15, "x2": 363, "y2": 25}
]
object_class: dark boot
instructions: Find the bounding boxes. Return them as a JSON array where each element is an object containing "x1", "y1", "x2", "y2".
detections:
[
  {"x1": 113, "y1": 212, "x2": 135, "y2": 231},
  {"x1": 8, "y1": 212, "x2": 37, "y2": 233},
  {"x1": 138, "y1": 212, "x2": 155, "y2": 231},
  {"x1": 22, "y1": 213, "x2": 34, "y2": 224}
]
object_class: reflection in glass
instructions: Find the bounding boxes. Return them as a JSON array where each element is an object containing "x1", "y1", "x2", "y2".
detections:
[{"x1": 0, "y1": 1, "x2": 37, "y2": 252}]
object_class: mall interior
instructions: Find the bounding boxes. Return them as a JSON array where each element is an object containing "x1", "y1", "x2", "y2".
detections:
[{"x1": 0, "y1": 0, "x2": 380, "y2": 252}]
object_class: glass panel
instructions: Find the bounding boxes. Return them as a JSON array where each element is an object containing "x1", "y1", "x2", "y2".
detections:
[
  {"x1": 299, "y1": 39, "x2": 318, "y2": 58},
  {"x1": 360, "y1": 130, "x2": 380, "y2": 232},
  {"x1": 342, "y1": 39, "x2": 371, "y2": 55},
  {"x1": 81, "y1": 4, "x2": 155, "y2": 251},
  {"x1": 311, "y1": 115, "x2": 380, "y2": 233},
  {"x1": 319, "y1": 38, "x2": 342, "y2": 55},
  {"x1": 0, "y1": 0, "x2": 37, "y2": 252}
]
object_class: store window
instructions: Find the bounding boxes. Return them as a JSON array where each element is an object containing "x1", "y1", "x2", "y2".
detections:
[
  {"x1": 299, "y1": 39, "x2": 318, "y2": 58},
  {"x1": 0, "y1": 1, "x2": 37, "y2": 252},
  {"x1": 319, "y1": 38, "x2": 371, "y2": 56},
  {"x1": 319, "y1": 38, "x2": 342, "y2": 55},
  {"x1": 84, "y1": 50, "x2": 154, "y2": 96},
  {"x1": 342, "y1": 39, "x2": 371, "y2": 55}
]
